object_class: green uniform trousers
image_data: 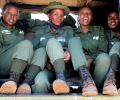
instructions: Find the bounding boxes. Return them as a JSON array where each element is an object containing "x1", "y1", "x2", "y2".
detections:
[
  {"x1": 31, "y1": 47, "x2": 47, "y2": 70},
  {"x1": 109, "y1": 41, "x2": 120, "y2": 57},
  {"x1": 0, "y1": 40, "x2": 33, "y2": 77},
  {"x1": 32, "y1": 69, "x2": 55, "y2": 93},
  {"x1": 32, "y1": 37, "x2": 87, "y2": 93},
  {"x1": 32, "y1": 38, "x2": 65, "y2": 93},
  {"x1": 93, "y1": 53, "x2": 111, "y2": 87},
  {"x1": 31, "y1": 38, "x2": 65, "y2": 69},
  {"x1": 94, "y1": 42, "x2": 120, "y2": 87}
]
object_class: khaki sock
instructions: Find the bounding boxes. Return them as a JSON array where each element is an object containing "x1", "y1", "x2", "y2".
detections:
[
  {"x1": 24, "y1": 64, "x2": 41, "y2": 84},
  {"x1": 10, "y1": 58, "x2": 28, "y2": 74},
  {"x1": 110, "y1": 54, "x2": 119, "y2": 71},
  {"x1": 53, "y1": 58, "x2": 65, "y2": 73}
]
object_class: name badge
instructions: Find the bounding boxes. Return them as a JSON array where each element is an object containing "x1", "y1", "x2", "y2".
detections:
[
  {"x1": 93, "y1": 36, "x2": 99, "y2": 40},
  {"x1": 40, "y1": 37, "x2": 46, "y2": 41},
  {"x1": 19, "y1": 30, "x2": 24, "y2": 35},
  {"x1": 1, "y1": 30, "x2": 11, "y2": 34},
  {"x1": 56, "y1": 37, "x2": 65, "y2": 42},
  {"x1": 111, "y1": 42, "x2": 114, "y2": 45}
]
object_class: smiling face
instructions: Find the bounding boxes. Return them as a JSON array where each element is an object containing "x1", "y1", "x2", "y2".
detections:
[
  {"x1": 2, "y1": 6, "x2": 19, "y2": 29},
  {"x1": 108, "y1": 12, "x2": 119, "y2": 29},
  {"x1": 78, "y1": 7, "x2": 93, "y2": 27},
  {"x1": 48, "y1": 8, "x2": 64, "y2": 26}
]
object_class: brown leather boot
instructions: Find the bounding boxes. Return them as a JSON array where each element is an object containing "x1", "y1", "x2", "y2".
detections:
[
  {"x1": 118, "y1": 88, "x2": 120, "y2": 95},
  {"x1": 0, "y1": 81, "x2": 17, "y2": 94},
  {"x1": 79, "y1": 66, "x2": 98, "y2": 96},
  {"x1": 52, "y1": 72, "x2": 69, "y2": 94},
  {"x1": 16, "y1": 64, "x2": 41, "y2": 94},
  {"x1": 17, "y1": 83, "x2": 31, "y2": 94},
  {"x1": 102, "y1": 68, "x2": 118, "y2": 96},
  {"x1": 0, "y1": 72, "x2": 20, "y2": 94}
]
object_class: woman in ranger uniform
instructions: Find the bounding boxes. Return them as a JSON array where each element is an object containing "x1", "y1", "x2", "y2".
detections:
[
  {"x1": 105, "y1": 11, "x2": 120, "y2": 94},
  {"x1": 0, "y1": 2, "x2": 47, "y2": 95},
  {"x1": 0, "y1": 3, "x2": 34, "y2": 94},
  {"x1": 74, "y1": 6, "x2": 118, "y2": 95}
]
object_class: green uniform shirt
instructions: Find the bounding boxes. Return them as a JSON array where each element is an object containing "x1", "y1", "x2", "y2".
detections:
[
  {"x1": 74, "y1": 26, "x2": 108, "y2": 59},
  {"x1": 0, "y1": 18, "x2": 24, "y2": 54},
  {"x1": 30, "y1": 25, "x2": 74, "y2": 49},
  {"x1": 105, "y1": 30, "x2": 120, "y2": 52}
]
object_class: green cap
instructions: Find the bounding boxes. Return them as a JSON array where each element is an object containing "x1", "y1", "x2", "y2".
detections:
[{"x1": 43, "y1": 1, "x2": 70, "y2": 15}]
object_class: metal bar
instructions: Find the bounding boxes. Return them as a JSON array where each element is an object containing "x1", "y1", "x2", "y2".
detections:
[
  {"x1": 11, "y1": 0, "x2": 114, "y2": 7},
  {"x1": 0, "y1": 95, "x2": 120, "y2": 100}
]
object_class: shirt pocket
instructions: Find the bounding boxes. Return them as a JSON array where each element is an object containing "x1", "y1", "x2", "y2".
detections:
[{"x1": 2, "y1": 34, "x2": 20, "y2": 45}]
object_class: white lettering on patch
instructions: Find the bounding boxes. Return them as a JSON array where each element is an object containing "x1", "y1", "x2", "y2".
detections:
[
  {"x1": 1, "y1": 30, "x2": 11, "y2": 34},
  {"x1": 93, "y1": 36, "x2": 99, "y2": 40}
]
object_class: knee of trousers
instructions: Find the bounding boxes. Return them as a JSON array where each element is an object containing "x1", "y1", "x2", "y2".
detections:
[
  {"x1": 68, "y1": 37, "x2": 82, "y2": 46},
  {"x1": 68, "y1": 37, "x2": 83, "y2": 55},
  {"x1": 68, "y1": 37, "x2": 87, "y2": 70},
  {"x1": 95, "y1": 53, "x2": 111, "y2": 68},
  {"x1": 12, "y1": 40, "x2": 33, "y2": 63},
  {"x1": 109, "y1": 41, "x2": 120, "y2": 57},
  {"x1": 46, "y1": 38, "x2": 64, "y2": 64},
  {"x1": 17, "y1": 40, "x2": 33, "y2": 49},
  {"x1": 31, "y1": 47, "x2": 47, "y2": 70}
]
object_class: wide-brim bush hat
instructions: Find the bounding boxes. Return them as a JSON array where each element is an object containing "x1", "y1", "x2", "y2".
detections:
[{"x1": 43, "y1": 1, "x2": 70, "y2": 15}]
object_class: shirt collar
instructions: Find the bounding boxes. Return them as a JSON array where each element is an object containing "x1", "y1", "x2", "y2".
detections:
[
  {"x1": 76, "y1": 26, "x2": 92, "y2": 33},
  {"x1": 46, "y1": 24, "x2": 62, "y2": 34},
  {"x1": 110, "y1": 30, "x2": 119, "y2": 39},
  {"x1": 110, "y1": 31, "x2": 114, "y2": 39}
]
